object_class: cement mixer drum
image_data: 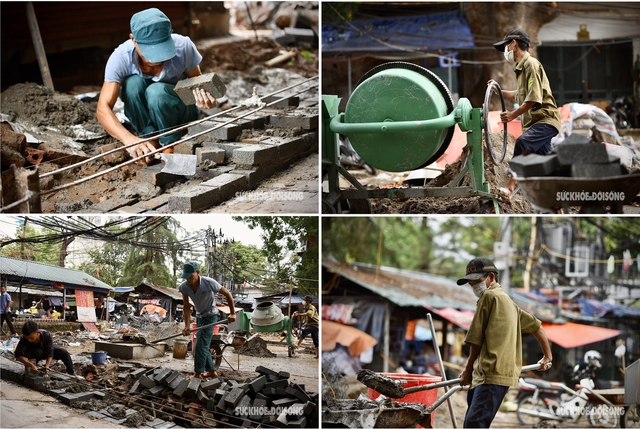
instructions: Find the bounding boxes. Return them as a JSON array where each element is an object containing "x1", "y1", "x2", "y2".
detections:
[{"x1": 344, "y1": 62, "x2": 455, "y2": 172}]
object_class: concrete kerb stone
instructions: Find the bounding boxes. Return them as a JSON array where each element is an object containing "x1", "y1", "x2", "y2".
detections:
[
  {"x1": 135, "y1": 164, "x2": 180, "y2": 188},
  {"x1": 189, "y1": 121, "x2": 242, "y2": 142},
  {"x1": 201, "y1": 173, "x2": 248, "y2": 200},
  {"x1": 232, "y1": 145, "x2": 278, "y2": 168},
  {"x1": 202, "y1": 142, "x2": 243, "y2": 161},
  {"x1": 196, "y1": 147, "x2": 226, "y2": 165},
  {"x1": 167, "y1": 186, "x2": 222, "y2": 213},
  {"x1": 267, "y1": 109, "x2": 319, "y2": 130}
]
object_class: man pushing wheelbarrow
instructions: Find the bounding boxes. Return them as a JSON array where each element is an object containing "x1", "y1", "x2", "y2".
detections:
[{"x1": 359, "y1": 257, "x2": 554, "y2": 428}]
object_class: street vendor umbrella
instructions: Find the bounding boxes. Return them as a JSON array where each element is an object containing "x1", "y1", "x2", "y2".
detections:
[
  {"x1": 322, "y1": 319, "x2": 377, "y2": 357},
  {"x1": 140, "y1": 304, "x2": 167, "y2": 317}
]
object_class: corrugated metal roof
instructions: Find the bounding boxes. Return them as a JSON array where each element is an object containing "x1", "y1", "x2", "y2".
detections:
[
  {"x1": 134, "y1": 280, "x2": 183, "y2": 300},
  {"x1": 0, "y1": 256, "x2": 113, "y2": 291},
  {"x1": 323, "y1": 259, "x2": 478, "y2": 311}
]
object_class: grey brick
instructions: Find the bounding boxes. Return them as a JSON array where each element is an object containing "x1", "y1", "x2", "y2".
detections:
[
  {"x1": 278, "y1": 371, "x2": 290, "y2": 380},
  {"x1": 272, "y1": 397, "x2": 299, "y2": 408},
  {"x1": 167, "y1": 186, "x2": 221, "y2": 213},
  {"x1": 168, "y1": 374, "x2": 186, "y2": 390},
  {"x1": 555, "y1": 141, "x2": 607, "y2": 165},
  {"x1": 264, "y1": 379, "x2": 288, "y2": 390},
  {"x1": 285, "y1": 416, "x2": 308, "y2": 428},
  {"x1": 118, "y1": 364, "x2": 134, "y2": 371},
  {"x1": 186, "y1": 377, "x2": 201, "y2": 397},
  {"x1": 93, "y1": 391, "x2": 110, "y2": 401},
  {"x1": 49, "y1": 388, "x2": 67, "y2": 398},
  {"x1": 263, "y1": 96, "x2": 299, "y2": 108},
  {"x1": 233, "y1": 166, "x2": 275, "y2": 189},
  {"x1": 201, "y1": 173, "x2": 248, "y2": 200},
  {"x1": 268, "y1": 111, "x2": 318, "y2": 130},
  {"x1": 232, "y1": 145, "x2": 278, "y2": 167},
  {"x1": 303, "y1": 401, "x2": 315, "y2": 416},
  {"x1": 173, "y1": 378, "x2": 190, "y2": 397},
  {"x1": 118, "y1": 373, "x2": 129, "y2": 381},
  {"x1": 196, "y1": 147, "x2": 226, "y2": 165},
  {"x1": 135, "y1": 164, "x2": 179, "y2": 187},
  {"x1": 86, "y1": 411, "x2": 104, "y2": 420},
  {"x1": 213, "y1": 388, "x2": 226, "y2": 401},
  {"x1": 173, "y1": 140, "x2": 200, "y2": 155},
  {"x1": 197, "y1": 388, "x2": 209, "y2": 403},
  {"x1": 509, "y1": 153, "x2": 560, "y2": 177},
  {"x1": 139, "y1": 375, "x2": 156, "y2": 389},
  {"x1": 129, "y1": 380, "x2": 142, "y2": 394},
  {"x1": 60, "y1": 392, "x2": 93, "y2": 405},
  {"x1": 216, "y1": 391, "x2": 230, "y2": 412},
  {"x1": 189, "y1": 121, "x2": 241, "y2": 142},
  {"x1": 200, "y1": 378, "x2": 222, "y2": 391},
  {"x1": 256, "y1": 365, "x2": 279, "y2": 378},
  {"x1": 571, "y1": 161, "x2": 623, "y2": 178},
  {"x1": 174, "y1": 73, "x2": 227, "y2": 105},
  {"x1": 202, "y1": 141, "x2": 243, "y2": 159},
  {"x1": 154, "y1": 367, "x2": 172, "y2": 384},
  {"x1": 149, "y1": 385, "x2": 166, "y2": 396},
  {"x1": 248, "y1": 375, "x2": 267, "y2": 394},
  {"x1": 165, "y1": 371, "x2": 181, "y2": 387},
  {"x1": 225, "y1": 386, "x2": 247, "y2": 407}
]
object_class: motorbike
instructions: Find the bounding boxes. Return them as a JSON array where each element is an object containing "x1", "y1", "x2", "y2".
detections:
[
  {"x1": 607, "y1": 95, "x2": 636, "y2": 130},
  {"x1": 516, "y1": 351, "x2": 619, "y2": 428}
]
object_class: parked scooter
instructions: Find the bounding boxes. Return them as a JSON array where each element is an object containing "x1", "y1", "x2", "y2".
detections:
[
  {"x1": 607, "y1": 95, "x2": 636, "y2": 130},
  {"x1": 516, "y1": 350, "x2": 619, "y2": 428}
]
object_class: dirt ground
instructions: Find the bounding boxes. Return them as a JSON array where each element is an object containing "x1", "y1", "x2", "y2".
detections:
[
  {"x1": 0, "y1": 36, "x2": 318, "y2": 213},
  {"x1": 363, "y1": 132, "x2": 535, "y2": 215}
]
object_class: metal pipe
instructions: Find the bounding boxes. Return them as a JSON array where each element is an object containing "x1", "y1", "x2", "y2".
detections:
[
  {"x1": 25, "y1": 2, "x2": 54, "y2": 90},
  {"x1": 428, "y1": 312, "x2": 458, "y2": 428},
  {"x1": 2, "y1": 83, "x2": 318, "y2": 212},
  {"x1": 41, "y1": 75, "x2": 318, "y2": 179},
  {"x1": 330, "y1": 110, "x2": 457, "y2": 134}
]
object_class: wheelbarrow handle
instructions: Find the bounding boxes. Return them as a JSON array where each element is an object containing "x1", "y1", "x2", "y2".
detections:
[
  {"x1": 403, "y1": 363, "x2": 542, "y2": 395},
  {"x1": 148, "y1": 319, "x2": 228, "y2": 344}
]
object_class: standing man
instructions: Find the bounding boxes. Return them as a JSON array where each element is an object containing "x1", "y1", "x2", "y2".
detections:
[
  {"x1": 0, "y1": 284, "x2": 17, "y2": 337},
  {"x1": 15, "y1": 321, "x2": 75, "y2": 376},
  {"x1": 457, "y1": 258, "x2": 553, "y2": 428},
  {"x1": 179, "y1": 262, "x2": 236, "y2": 379},
  {"x1": 490, "y1": 29, "x2": 561, "y2": 197},
  {"x1": 97, "y1": 8, "x2": 217, "y2": 164},
  {"x1": 292, "y1": 295, "x2": 319, "y2": 358}
]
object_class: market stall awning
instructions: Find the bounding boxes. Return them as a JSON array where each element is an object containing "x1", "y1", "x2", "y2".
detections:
[
  {"x1": 322, "y1": 320, "x2": 377, "y2": 357},
  {"x1": 541, "y1": 322, "x2": 621, "y2": 348},
  {"x1": 425, "y1": 305, "x2": 474, "y2": 329}
]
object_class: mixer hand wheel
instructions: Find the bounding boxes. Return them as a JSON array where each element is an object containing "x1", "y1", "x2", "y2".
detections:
[{"x1": 483, "y1": 81, "x2": 508, "y2": 165}]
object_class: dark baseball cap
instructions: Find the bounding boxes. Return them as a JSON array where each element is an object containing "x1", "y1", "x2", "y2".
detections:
[
  {"x1": 303, "y1": 295, "x2": 314, "y2": 302},
  {"x1": 181, "y1": 261, "x2": 200, "y2": 279},
  {"x1": 493, "y1": 29, "x2": 531, "y2": 52},
  {"x1": 130, "y1": 8, "x2": 176, "y2": 63},
  {"x1": 457, "y1": 258, "x2": 499, "y2": 285}
]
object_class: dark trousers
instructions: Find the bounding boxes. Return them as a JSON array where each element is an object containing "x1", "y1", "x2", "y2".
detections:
[
  {"x1": 463, "y1": 384, "x2": 509, "y2": 428},
  {"x1": 0, "y1": 313, "x2": 16, "y2": 335},
  {"x1": 22, "y1": 346, "x2": 74, "y2": 375},
  {"x1": 301, "y1": 325, "x2": 319, "y2": 347}
]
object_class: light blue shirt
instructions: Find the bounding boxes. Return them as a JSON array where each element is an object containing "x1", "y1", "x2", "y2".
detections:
[
  {"x1": 104, "y1": 34, "x2": 202, "y2": 85},
  {"x1": 179, "y1": 275, "x2": 222, "y2": 317},
  {"x1": 0, "y1": 292, "x2": 12, "y2": 313}
]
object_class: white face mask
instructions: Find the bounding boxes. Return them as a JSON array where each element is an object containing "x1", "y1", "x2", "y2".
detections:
[
  {"x1": 472, "y1": 282, "x2": 486, "y2": 299},
  {"x1": 504, "y1": 46, "x2": 514, "y2": 62}
]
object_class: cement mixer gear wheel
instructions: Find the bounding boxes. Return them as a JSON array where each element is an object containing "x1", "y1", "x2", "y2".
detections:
[
  {"x1": 355, "y1": 61, "x2": 456, "y2": 169},
  {"x1": 483, "y1": 81, "x2": 508, "y2": 165}
]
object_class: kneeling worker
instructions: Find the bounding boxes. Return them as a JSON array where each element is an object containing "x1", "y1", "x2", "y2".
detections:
[{"x1": 15, "y1": 321, "x2": 75, "y2": 376}]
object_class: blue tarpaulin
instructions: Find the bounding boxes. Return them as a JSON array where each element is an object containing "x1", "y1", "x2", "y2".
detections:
[
  {"x1": 578, "y1": 298, "x2": 640, "y2": 318},
  {"x1": 322, "y1": 11, "x2": 475, "y2": 54}
]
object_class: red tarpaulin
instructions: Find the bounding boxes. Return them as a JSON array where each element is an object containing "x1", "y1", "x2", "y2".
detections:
[
  {"x1": 322, "y1": 320, "x2": 377, "y2": 357},
  {"x1": 541, "y1": 322, "x2": 621, "y2": 348},
  {"x1": 424, "y1": 306, "x2": 475, "y2": 330}
]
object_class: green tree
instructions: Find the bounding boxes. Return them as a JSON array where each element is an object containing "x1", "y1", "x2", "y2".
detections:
[
  {"x1": 233, "y1": 216, "x2": 318, "y2": 296},
  {"x1": 0, "y1": 222, "x2": 63, "y2": 266}
]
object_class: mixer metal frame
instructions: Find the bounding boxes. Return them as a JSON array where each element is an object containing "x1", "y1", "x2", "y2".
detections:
[{"x1": 322, "y1": 91, "x2": 502, "y2": 214}]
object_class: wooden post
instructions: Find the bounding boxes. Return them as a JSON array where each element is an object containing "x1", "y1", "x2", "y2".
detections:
[{"x1": 25, "y1": 2, "x2": 54, "y2": 90}]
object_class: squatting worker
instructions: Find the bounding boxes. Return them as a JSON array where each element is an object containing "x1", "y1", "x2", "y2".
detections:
[
  {"x1": 179, "y1": 262, "x2": 236, "y2": 379},
  {"x1": 457, "y1": 258, "x2": 553, "y2": 428},
  {"x1": 15, "y1": 321, "x2": 75, "y2": 376},
  {"x1": 292, "y1": 295, "x2": 319, "y2": 358},
  {"x1": 490, "y1": 29, "x2": 561, "y2": 198},
  {"x1": 97, "y1": 8, "x2": 216, "y2": 164}
]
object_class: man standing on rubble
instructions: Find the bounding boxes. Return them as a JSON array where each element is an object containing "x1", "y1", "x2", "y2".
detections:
[
  {"x1": 292, "y1": 295, "x2": 319, "y2": 358},
  {"x1": 97, "y1": 8, "x2": 217, "y2": 164},
  {"x1": 179, "y1": 262, "x2": 236, "y2": 379},
  {"x1": 457, "y1": 258, "x2": 553, "y2": 428},
  {"x1": 490, "y1": 29, "x2": 561, "y2": 198},
  {"x1": 15, "y1": 321, "x2": 75, "y2": 376},
  {"x1": 0, "y1": 285, "x2": 17, "y2": 337}
]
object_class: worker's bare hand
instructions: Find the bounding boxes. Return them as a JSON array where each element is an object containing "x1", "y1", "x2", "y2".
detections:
[
  {"x1": 487, "y1": 79, "x2": 500, "y2": 95},
  {"x1": 537, "y1": 356, "x2": 553, "y2": 371},
  {"x1": 122, "y1": 136, "x2": 160, "y2": 164},
  {"x1": 227, "y1": 314, "x2": 236, "y2": 323},
  {"x1": 459, "y1": 369, "x2": 472, "y2": 386},
  {"x1": 182, "y1": 326, "x2": 191, "y2": 336},
  {"x1": 28, "y1": 362, "x2": 38, "y2": 372},
  {"x1": 500, "y1": 110, "x2": 517, "y2": 123},
  {"x1": 193, "y1": 88, "x2": 216, "y2": 109}
]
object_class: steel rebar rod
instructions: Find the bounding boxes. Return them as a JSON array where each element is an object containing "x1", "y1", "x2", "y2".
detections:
[
  {"x1": 1, "y1": 82, "x2": 318, "y2": 213},
  {"x1": 41, "y1": 75, "x2": 318, "y2": 179}
]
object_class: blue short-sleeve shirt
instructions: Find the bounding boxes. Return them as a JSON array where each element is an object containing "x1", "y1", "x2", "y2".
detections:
[
  {"x1": 179, "y1": 275, "x2": 222, "y2": 317},
  {"x1": 0, "y1": 292, "x2": 11, "y2": 313},
  {"x1": 104, "y1": 34, "x2": 202, "y2": 85}
]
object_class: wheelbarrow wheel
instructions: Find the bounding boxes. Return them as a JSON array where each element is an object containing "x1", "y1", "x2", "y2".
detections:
[
  {"x1": 588, "y1": 404, "x2": 618, "y2": 428},
  {"x1": 621, "y1": 405, "x2": 639, "y2": 428},
  {"x1": 209, "y1": 340, "x2": 223, "y2": 370},
  {"x1": 288, "y1": 345, "x2": 295, "y2": 358}
]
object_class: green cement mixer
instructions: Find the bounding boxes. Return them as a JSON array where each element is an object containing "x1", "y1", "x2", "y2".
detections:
[{"x1": 322, "y1": 61, "x2": 508, "y2": 213}]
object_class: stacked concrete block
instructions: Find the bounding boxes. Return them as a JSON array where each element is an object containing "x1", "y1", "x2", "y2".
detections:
[
  {"x1": 188, "y1": 121, "x2": 242, "y2": 142},
  {"x1": 174, "y1": 73, "x2": 227, "y2": 105},
  {"x1": 509, "y1": 135, "x2": 626, "y2": 180}
]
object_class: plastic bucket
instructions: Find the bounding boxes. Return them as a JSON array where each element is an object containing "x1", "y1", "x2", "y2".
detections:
[
  {"x1": 173, "y1": 339, "x2": 188, "y2": 359},
  {"x1": 368, "y1": 373, "x2": 441, "y2": 428},
  {"x1": 91, "y1": 351, "x2": 107, "y2": 365}
]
